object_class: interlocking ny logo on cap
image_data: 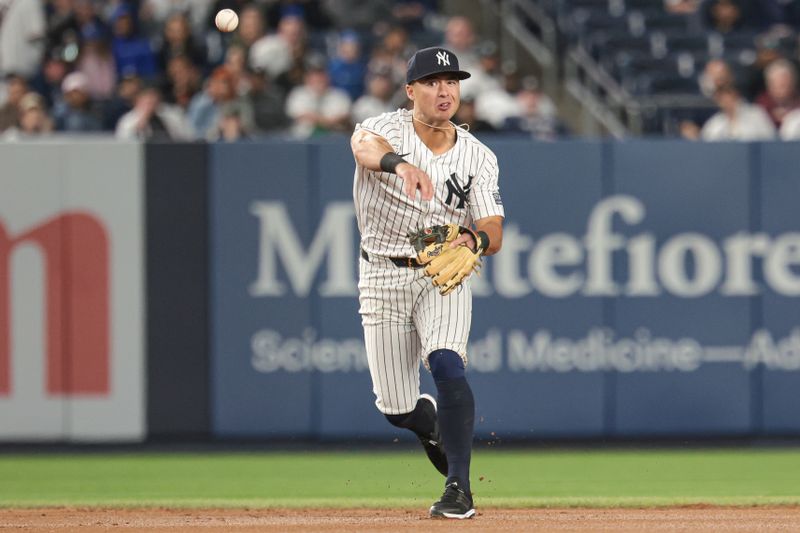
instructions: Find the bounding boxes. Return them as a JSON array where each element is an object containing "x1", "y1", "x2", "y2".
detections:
[{"x1": 406, "y1": 47, "x2": 470, "y2": 83}]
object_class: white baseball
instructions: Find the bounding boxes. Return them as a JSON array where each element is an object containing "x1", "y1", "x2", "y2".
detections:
[{"x1": 215, "y1": 9, "x2": 239, "y2": 32}]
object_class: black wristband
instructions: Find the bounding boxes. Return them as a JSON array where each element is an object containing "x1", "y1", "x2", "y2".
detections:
[
  {"x1": 476, "y1": 231, "x2": 490, "y2": 253},
  {"x1": 380, "y1": 152, "x2": 408, "y2": 174}
]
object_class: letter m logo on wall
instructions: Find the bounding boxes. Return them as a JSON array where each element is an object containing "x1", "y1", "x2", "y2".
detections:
[{"x1": 0, "y1": 213, "x2": 109, "y2": 396}]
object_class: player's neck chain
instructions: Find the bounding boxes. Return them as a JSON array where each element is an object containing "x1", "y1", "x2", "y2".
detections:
[{"x1": 413, "y1": 115, "x2": 470, "y2": 133}]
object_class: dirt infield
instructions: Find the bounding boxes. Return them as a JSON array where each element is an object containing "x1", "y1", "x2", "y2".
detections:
[{"x1": 2, "y1": 506, "x2": 800, "y2": 532}]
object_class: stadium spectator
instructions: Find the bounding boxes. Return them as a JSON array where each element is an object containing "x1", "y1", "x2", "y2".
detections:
[
  {"x1": 45, "y1": 0, "x2": 81, "y2": 56},
  {"x1": 461, "y1": 40, "x2": 503, "y2": 100},
  {"x1": 367, "y1": 25, "x2": 415, "y2": 88},
  {"x1": 755, "y1": 58, "x2": 800, "y2": 127},
  {"x1": 18, "y1": 91, "x2": 52, "y2": 133},
  {"x1": 2, "y1": 92, "x2": 53, "y2": 139},
  {"x1": 247, "y1": 12, "x2": 289, "y2": 78},
  {"x1": 322, "y1": 0, "x2": 391, "y2": 32},
  {"x1": 682, "y1": 60, "x2": 737, "y2": 136},
  {"x1": 474, "y1": 65, "x2": 525, "y2": 129},
  {"x1": 162, "y1": 54, "x2": 201, "y2": 109},
  {"x1": 743, "y1": 28, "x2": 793, "y2": 100},
  {"x1": 275, "y1": 16, "x2": 312, "y2": 93},
  {"x1": 700, "y1": 82, "x2": 776, "y2": 140},
  {"x1": 115, "y1": 83, "x2": 193, "y2": 139},
  {"x1": 778, "y1": 106, "x2": 800, "y2": 139},
  {"x1": 140, "y1": 0, "x2": 214, "y2": 38},
  {"x1": 250, "y1": 13, "x2": 307, "y2": 85},
  {"x1": 76, "y1": 23, "x2": 117, "y2": 101},
  {"x1": 248, "y1": 68, "x2": 288, "y2": 133},
  {"x1": 188, "y1": 65, "x2": 254, "y2": 139},
  {"x1": 230, "y1": 4, "x2": 267, "y2": 55},
  {"x1": 702, "y1": 0, "x2": 757, "y2": 33},
  {"x1": 264, "y1": 1, "x2": 331, "y2": 32},
  {"x1": 328, "y1": 30, "x2": 367, "y2": 100},
  {"x1": 351, "y1": 65, "x2": 395, "y2": 124},
  {"x1": 0, "y1": 0, "x2": 686, "y2": 141},
  {"x1": 698, "y1": 58, "x2": 736, "y2": 98},
  {"x1": 211, "y1": 100, "x2": 250, "y2": 141},
  {"x1": 0, "y1": 0, "x2": 46, "y2": 78},
  {"x1": 438, "y1": 17, "x2": 491, "y2": 109},
  {"x1": 30, "y1": 47, "x2": 71, "y2": 109},
  {"x1": 110, "y1": 3, "x2": 158, "y2": 79},
  {"x1": 102, "y1": 72, "x2": 143, "y2": 130},
  {"x1": 666, "y1": 0, "x2": 701, "y2": 15},
  {"x1": 501, "y1": 76, "x2": 563, "y2": 140},
  {"x1": 43, "y1": 0, "x2": 111, "y2": 71},
  {"x1": 476, "y1": 41, "x2": 503, "y2": 82},
  {"x1": 391, "y1": 0, "x2": 438, "y2": 33},
  {"x1": 155, "y1": 11, "x2": 207, "y2": 73},
  {"x1": 451, "y1": 94, "x2": 496, "y2": 134},
  {"x1": 440, "y1": 16, "x2": 479, "y2": 73},
  {"x1": 44, "y1": 0, "x2": 107, "y2": 56},
  {"x1": 73, "y1": 0, "x2": 106, "y2": 33},
  {"x1": 285, "y1": 55, "x2": 350, "y2": 138},
  {"x1": 54, "y1": 71, "x2": 102, "y2": 132},
  {"x1": 223, "y1": 43, "x2": 251, "y2": 95},
  {"x1": 0, "y1": 74, "x2": 29, "y2": 131}
]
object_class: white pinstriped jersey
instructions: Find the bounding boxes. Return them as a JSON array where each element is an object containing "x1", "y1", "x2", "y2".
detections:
[
  {"x1": 353, "y1": 108, "x2": 504, "y2": 415},
  {"x1": 353, "y1": 108, "x2": 504, "y2": 258}
]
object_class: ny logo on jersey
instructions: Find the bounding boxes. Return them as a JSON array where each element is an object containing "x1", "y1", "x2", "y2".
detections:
[
  {"x1": 436, "y1": 51, "x2": 450, "y2": 66},
  {"x1": 445, "y1": 173, "x2": 473, "y2": 209}
]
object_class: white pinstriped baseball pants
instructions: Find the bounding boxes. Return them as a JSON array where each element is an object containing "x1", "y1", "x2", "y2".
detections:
[{"x1": 358, "y1": 253, "x2": 472, "y2": 415}]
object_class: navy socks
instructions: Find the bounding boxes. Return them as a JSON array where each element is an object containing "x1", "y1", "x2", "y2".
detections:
[{"x1": 428, "y1": 349, "x2": 475, "y2": 494}]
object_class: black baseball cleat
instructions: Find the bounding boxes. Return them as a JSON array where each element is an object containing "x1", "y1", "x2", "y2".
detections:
[
  {"x1": 429, "y1": 480, "x2": 475, "y2": 519},
  {"x1": 416, "y1": 394, "x2": 448, "y2": 477}
]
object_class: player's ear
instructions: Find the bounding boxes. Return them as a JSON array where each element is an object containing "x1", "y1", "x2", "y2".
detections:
[{"x1": 405, "y1": 83, "x2": 414, "y2": 102}]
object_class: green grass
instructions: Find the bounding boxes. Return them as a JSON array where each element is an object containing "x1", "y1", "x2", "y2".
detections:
[{"x1": 0, "y1": 448, "x2": 799, "y2": 508}]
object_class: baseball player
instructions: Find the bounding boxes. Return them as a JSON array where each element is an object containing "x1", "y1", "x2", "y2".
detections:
[{"x1": 350, "y1": 46, "x2": 504, "y2": 519}]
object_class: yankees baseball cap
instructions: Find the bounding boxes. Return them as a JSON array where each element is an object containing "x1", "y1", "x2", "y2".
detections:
[{"x1": 406, "y1": 47, "x2": 471, "y2": 84}]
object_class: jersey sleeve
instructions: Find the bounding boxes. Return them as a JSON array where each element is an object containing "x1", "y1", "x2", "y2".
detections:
[
  {"x1": 469, "y1": 150, "x2": 505, "y2": 221},
  {"x1": 354, "y1": 111, "x2": 403, "y2": 153}
]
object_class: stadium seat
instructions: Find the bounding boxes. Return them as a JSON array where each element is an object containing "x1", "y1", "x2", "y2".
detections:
[
  {"x1": 557, "y1": 0, "x2": 611, "y2": 26},
  {"x1": 636, "y1": 72, "x2": 701, "y2": 96},
  {"x1": 588, "y1": 32, "x2": 653, "y2": 62},
  {"x1": 651, "y1": 31, "x2": 710, "y2": 58},
  {"x1": 564, "y1": 0, "x2": 612, "y2": 10},
  {"x1": 623, "y1": 0, "x2": 664, "y2": 9},
  {"x1": 615, "y1": 54, "x2": 683, "y2": 83},
  {"x1": 719, "y1": 31, "x2": 758, "y2": 55},
  {"x1": 632, "y1": 10, "x2": 691, "y2": 33},
  {"x1": 566, "y1": 9, "x2": 631, "y2": 39}
]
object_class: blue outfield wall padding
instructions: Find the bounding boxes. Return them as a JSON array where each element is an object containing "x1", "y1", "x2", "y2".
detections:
[
  {"x1": 313, "y1": 140, "x2": 396, "y2": 438},
  {"x1": 758, "y1": 141, "x2": 800, "y2": 434},
  {"x1": 610, "y1": 141, "x2": 754, "y2": 435},
  {"x1": 466, "y1": 140, "x2": 607, "y2": 437},
  {"x1": 210, "y1": 141, "x2": 316, "y2": 437},
  {"x1": 207, "y1": 139, "x2": 800, "y2": 440}
]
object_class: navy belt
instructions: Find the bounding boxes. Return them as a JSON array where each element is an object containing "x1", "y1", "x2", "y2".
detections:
[{"x1": 361, "y1": 248, "x2": 423, "y2": 269}]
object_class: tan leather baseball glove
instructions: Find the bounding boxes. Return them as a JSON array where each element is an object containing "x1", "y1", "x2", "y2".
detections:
[{"x1": 407, "y1": 224, "x2": 485, "y2": 295}]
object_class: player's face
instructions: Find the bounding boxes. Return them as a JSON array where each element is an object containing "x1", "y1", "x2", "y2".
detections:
[{"x1": 407, "y1": 74, "x2": 461, "y2": 124}]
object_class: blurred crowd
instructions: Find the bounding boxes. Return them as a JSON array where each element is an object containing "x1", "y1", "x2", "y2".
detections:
[
  {"x1": 0, "y1": 0, "x2": 566, "y2": 142},
  {"x1": 680, "y1": 55, "x2": 800, "y2": 141},
  {"x1": 662, "y1": 0, "x2": 800, "y2": 140},
  {"x1": 680, "y1": 46, "x2": 800, "y2": 140}
]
